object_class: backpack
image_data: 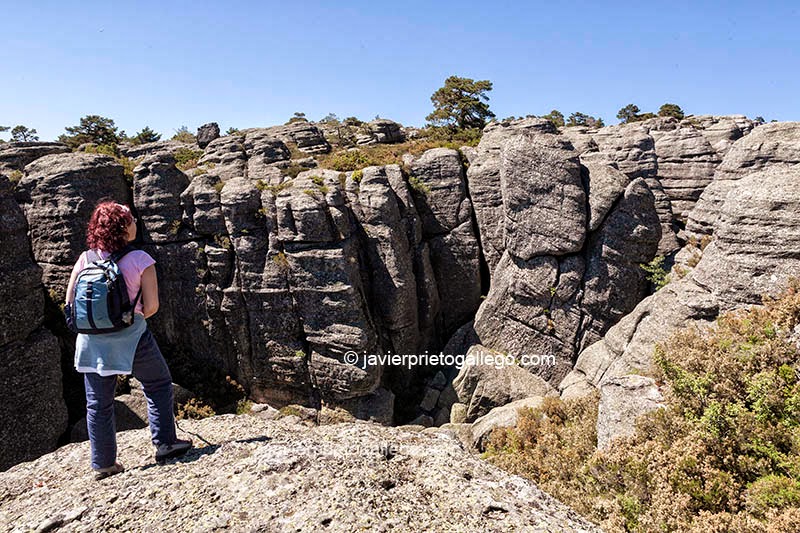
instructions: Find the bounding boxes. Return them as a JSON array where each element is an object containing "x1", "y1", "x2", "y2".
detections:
[{"x1": 65, "y1": 244, "x2": 142, "y2": 334}]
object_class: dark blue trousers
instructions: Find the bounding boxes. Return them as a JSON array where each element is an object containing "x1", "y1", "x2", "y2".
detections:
[{"x1": 83, "y1": 328, "x2": 177, "y2": 469}]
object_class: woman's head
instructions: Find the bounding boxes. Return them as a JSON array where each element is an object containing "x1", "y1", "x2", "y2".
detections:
[{"x1": 86, "y1": 201, "x2": 136, "y2": 252}]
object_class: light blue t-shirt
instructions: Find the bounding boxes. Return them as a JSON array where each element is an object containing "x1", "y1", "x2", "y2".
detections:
[{"x1": 74, "y1": 314, "x2": 148, "y2": 376}]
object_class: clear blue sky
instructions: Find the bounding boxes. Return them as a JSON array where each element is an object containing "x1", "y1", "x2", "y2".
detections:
[{"x1": 1, "y1": 0, "x2": 798, "y2": 141}]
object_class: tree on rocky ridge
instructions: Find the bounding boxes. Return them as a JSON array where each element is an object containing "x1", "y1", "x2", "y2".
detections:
[
  {"x1": 426, "y1": 75, "x2": 495, "y2": 130},
  {"x1": 172, "y1": 126, "x2": 196, "y2": 143},
  {"x1": 542, "y1": 110, "x2": 565, "y2": 128},
  {"x1": 131, "y1": 126, "x2": 161, "y2": 145},
  {"x1": 287, "y1": 112, "x2": 308, "y2": 124},
  {"x1": 616, "y1": 104, "x2": 641, "y2": 124},
  {"x1": 658, "y1": 103, "x2": 685, "y2": 120},
  {"x1": 320, "y1": 113, "x2": 340, "y2": 124},
  {"x1": 566, "y1": 112, "x2": 604, "y2": 128},
  {"x1": 58, "y1": 115, "x2": 122, "y2": 149},
  {"x1": 11, "y1": 125, "x2": 39, "y2": 141}
]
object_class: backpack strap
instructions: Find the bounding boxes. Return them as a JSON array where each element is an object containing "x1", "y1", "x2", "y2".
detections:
[
  {"x1": 86, "y1": 249, "x2": 101, "y2": 264},
  {"x1": 109, "y1": 244, "x2": 137, "y2": 263}
]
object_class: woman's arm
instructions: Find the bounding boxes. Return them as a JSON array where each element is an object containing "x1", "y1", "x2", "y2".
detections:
[
  {"x1": 65, "y1": 255, "x2": 83, "y2": 305},
  {"x1": 65, "y1": 269, "x2": 78, "y2": 305},
  {"x1": 140, "y1": 264, "x2": 160, "y2": 319}
]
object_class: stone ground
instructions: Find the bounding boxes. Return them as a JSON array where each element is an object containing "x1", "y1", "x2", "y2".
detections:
[{"x1": 0, "y1": 414, "x2": 598, "y2": 532}]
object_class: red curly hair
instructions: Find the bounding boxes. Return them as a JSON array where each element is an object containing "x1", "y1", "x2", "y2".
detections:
[{"x1": 86, "y1": 200, "x2": 134, "y2": 253}]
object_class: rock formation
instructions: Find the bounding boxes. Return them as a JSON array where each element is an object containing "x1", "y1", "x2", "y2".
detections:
[
  {"x1": 561, "y1": 122, "x2": 800, "y2": 445},
  {"x1": 356, "y1": 119, "x2": 406, "y2": 145},
  {"x1": 686, "y1": 122, "x2": 800, "y2": 238},
  {"x1": 0, "y1": 141, "x2": 69, "y2": 173},
  {"x1": 13, "y1": 153, "x2": 130, "y2": 296},
  {"x1": 0, "y1": 414, "x2": 599, "y2": 532},
  {"x1": 196, "y1": 122, "x2": 220, "y2": 148},
  {"x1": 0, "y1": 174, "x2": 67, "y2": 471},
  {"x1": 2, "y1": 112, "x2": 784, "y2": 474},
  {"x1": 464, "y1": 119, "x2": 661, "y2": 386}
]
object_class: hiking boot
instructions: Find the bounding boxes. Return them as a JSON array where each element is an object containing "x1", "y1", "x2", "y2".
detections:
[
  {"x1": 94, "y1": 462, "x2": 125, "y2": 480},
  {"x1": 155, "y1": 438, "x2": 193, "y2": 464}
]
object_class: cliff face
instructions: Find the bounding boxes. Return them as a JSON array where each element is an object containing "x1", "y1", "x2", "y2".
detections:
[
  {"x1": 0, "y1": 113, "x2": 777, "y2": 472},
  {"x1": 0, "y1": 175, "x2": 67, "y2": 471}
]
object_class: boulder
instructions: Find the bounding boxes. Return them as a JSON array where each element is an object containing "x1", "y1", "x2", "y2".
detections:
[
  {"x1": 471, "y1": 396, "x2": 544, "y2": 451},
  {"x1": 465, "y1": 117, "x2": 557, "y2": 272},
  {"x1": 596, "y1": 375, "x2": 664, "y2": 449},
  {"x1": 266, "y1": 121, "x2": 331, "y2": 154},
  {"x1": 500, "y1": 133, "x2": 586, "y2": 257},
  {"x1": 196, "y1": 122, "x2": 220, "y2": 149},
  {"x1": 356, "y1": 119, "x2": 406, "y2": 145},
  {"x1": 451, "y1": 345, "x2": 554, "y2": 422}
]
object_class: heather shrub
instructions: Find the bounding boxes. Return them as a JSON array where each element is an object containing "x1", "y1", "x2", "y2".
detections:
[{"x1": 486, "y1": 280, "x2": 800, "y2": 532}]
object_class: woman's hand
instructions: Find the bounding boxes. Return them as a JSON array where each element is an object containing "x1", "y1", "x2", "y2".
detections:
[{"x1": 140, "y1": 264, "x2": 160, "y2": 319}]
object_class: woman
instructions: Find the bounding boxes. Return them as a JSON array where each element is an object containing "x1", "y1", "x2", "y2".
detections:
[{"x1": 66, "y1": 201, "x2": 192, "y2": 480}]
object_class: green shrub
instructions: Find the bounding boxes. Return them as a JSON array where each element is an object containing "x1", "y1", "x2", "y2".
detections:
[
  {"x1": 235, "y1": 399, "x2": 253, "y2": 415},
  {"x1": 172, "y1": 126, "x2": 196, "y2": 143},
  {"x1": 641, "y1": 255, "x2": 669, "y2": 290},
  {"x1": 487, "y1": 280, "x2": 800, "y2": 532},
  {"x1": 408, "y1": 175, "x2": 431, "y2": 196},
  {"x1": 8, "y1": 170, "x2": 23, "y2": 183},
  {"x1": 323, "y1": 150, "x2": 376, "y2": 171},
  {"x1": 177, "y1": 398, "x2": 216, "y2": 420},
  {"x1": 175, "y1": 147, "x2": 204, "y2": 170},
  {"x1": 272, "y1": 251, "x2": 289, "y2": 272}
]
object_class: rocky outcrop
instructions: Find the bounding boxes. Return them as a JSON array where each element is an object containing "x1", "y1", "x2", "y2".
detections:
[
  {"x1": 561, "y1": 163, "x2": 800, "y2": 403},
  {"x1": 120, "y1": 140, "x2": 195, "y2": 160},
  {"x1": 465, "y1": 117, "x2": 557, "y2": 272},
  {"x1": 691, "y1": 165, "x2": 800, "y2": 310},
  {"x1": 591, "y1": 124, "x2": 679, "y2": 253},
  {"x1": 652, "y1": 126, "x2": 721, "y2": 220},
  {"x1": 688, "y1": 114, "x2": 756, "y2": 155},
  {"x1": 596, "y1": 375, "x2": 663, "y2": 449},
  {"x1": 196, "y1": 122, "x2": 220, "y2": 148},
  {"x1": 14, "y1": 153, "x2": 130, "y2": 298},
  {"x1": 465, "y1": 123, "x2": 661, "y2": 386},
  {"x1": 686, "y1": 122, "x2": 800, "y2": 238},
  {"x1": 0, "y1": 415, "x2": 599, "y2": 532},
  {"x1": 356, "y1": 119, "x2": 406, "y2": 145},
  {"x1": 0, "y1": 141, "x2": 69, "y2": 172},
  {"x1": 24, "y1": 140, "x2": 479, "y2": 423},
  {"x1": 265, "y1": 121, "x2": 331, "y2": 154},
  {"x1": 449, "y1": 345, "x2": 554, "y2": 422},
  {"x1": 0, "y1": 175, "x2": 67, "y2": 471}
]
